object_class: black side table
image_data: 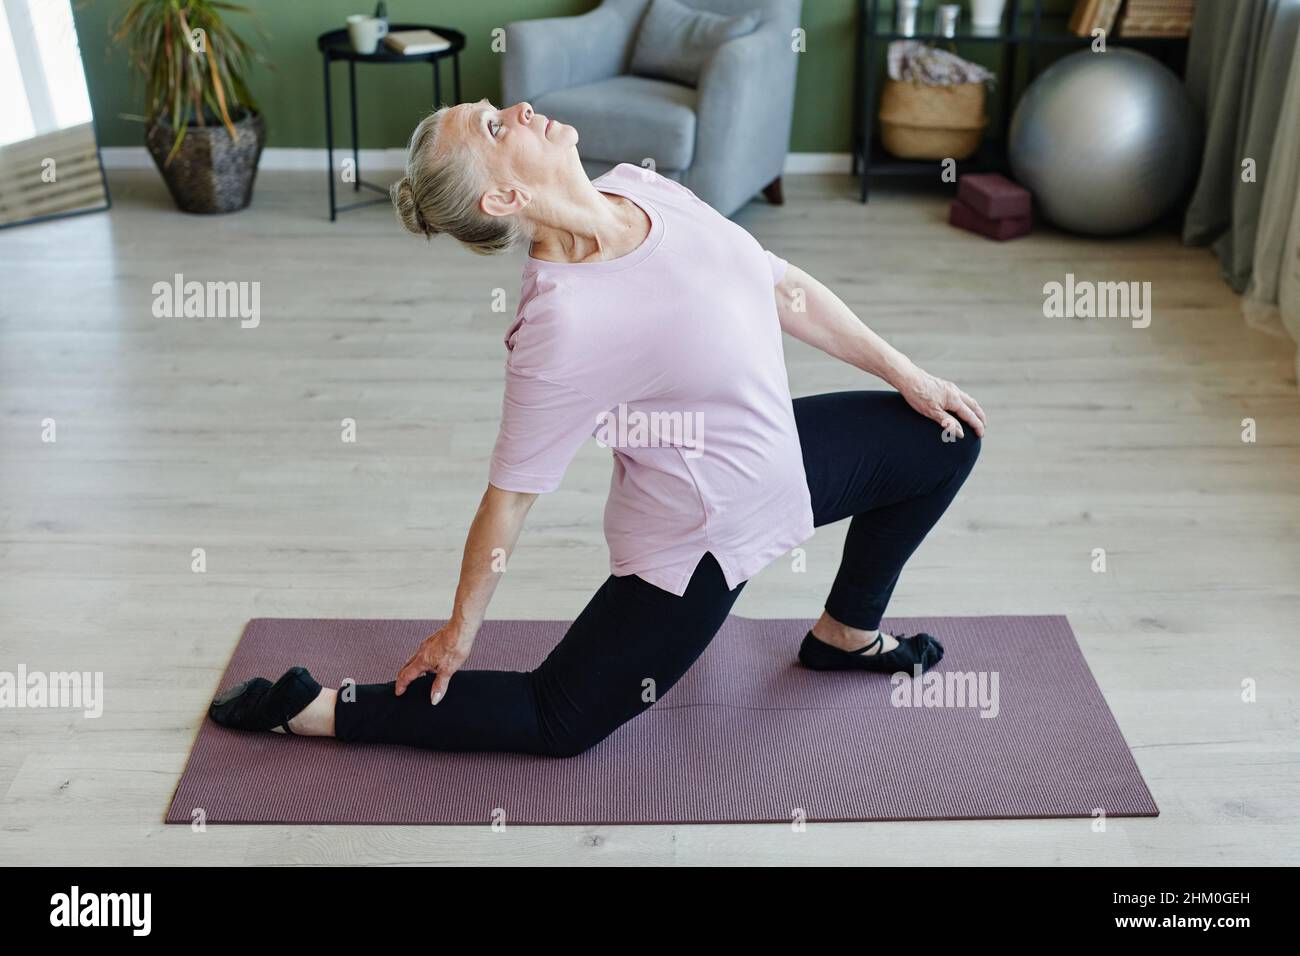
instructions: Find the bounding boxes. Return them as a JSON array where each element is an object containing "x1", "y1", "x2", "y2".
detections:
[{"x1": 317, "y1": 24, "x2": 466, "y2": 221}]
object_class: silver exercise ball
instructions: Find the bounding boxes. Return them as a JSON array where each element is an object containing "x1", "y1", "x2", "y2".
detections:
[{"x1": 1009, "y1": 48, "x2": 1200, "y2": 236}]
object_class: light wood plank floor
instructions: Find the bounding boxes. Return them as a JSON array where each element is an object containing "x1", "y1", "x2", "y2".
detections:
[{"x1": 1, "y1": 169, "x2": 1297, "y2": 865}]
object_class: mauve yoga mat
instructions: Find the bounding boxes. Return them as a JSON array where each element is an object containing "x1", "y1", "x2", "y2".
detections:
[{"x1": 167, "y1": 615, "x2": 1158, "y2": 825}]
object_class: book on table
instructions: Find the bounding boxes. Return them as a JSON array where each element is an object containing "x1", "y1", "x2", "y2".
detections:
[{"x1": 383, "y1": 29, "x2": 452, "y2": 55}]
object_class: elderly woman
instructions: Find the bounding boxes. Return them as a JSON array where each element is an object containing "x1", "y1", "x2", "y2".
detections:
[{"x1": 210, "y1": 100, "x2": 985, "y2": 757}]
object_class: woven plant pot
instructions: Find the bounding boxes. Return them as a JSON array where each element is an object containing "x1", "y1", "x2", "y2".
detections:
[
  {"x1": 879, "y1": 79, "x2": 988, "y2": 161},
  {"x1": 146, "y1": 111, "x2": 266, "y2": 214}
]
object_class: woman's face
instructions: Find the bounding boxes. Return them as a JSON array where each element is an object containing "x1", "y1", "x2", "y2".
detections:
[{"x1": 445, "y1": 99, "x2": 579, "y2": 200}]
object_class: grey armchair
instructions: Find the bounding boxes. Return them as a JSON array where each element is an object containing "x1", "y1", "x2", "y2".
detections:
[{"x1": 502, "y1": 0, "x2": 802, "y2": 217}]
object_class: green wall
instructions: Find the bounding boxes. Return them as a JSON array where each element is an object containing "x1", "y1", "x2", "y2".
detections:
[{"x1": 73, "y1": 0, "x2": 1073, "y2": 152}]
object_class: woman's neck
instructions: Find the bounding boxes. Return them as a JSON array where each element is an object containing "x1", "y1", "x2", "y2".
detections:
[{"x1": 527, "y1": 173, "x2": 649, "y2": 264}]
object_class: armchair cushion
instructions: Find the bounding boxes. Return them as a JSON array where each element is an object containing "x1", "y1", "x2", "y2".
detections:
[
  {"x1": 629, "y1": 0, "x2": 760, "y2": 87},
  {"x1": 534, "y1": 74, "x2": 698, "y2": 171}
]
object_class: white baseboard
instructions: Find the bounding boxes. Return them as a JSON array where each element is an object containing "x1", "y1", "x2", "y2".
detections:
[
  {"x1": 781, "y1": 152, "x2": 850, "y2": 174},
  {"x1": 100, "y1": 146, "x2": 852, "y2": 175},
  {"x1": 98, "y1": 146, "x2": 410, "y2": 171},
  {"x1": 98, "y1": 147, "x2": 151, "y2": 169}
]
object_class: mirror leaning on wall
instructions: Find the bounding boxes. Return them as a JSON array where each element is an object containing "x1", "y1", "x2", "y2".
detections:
[{"x1": 0, "y1": 0, "x2": 110, "y2": 230}]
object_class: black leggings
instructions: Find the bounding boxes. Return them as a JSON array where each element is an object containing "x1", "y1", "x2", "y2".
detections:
[{"x1": 335, "y1": 390, "x2": 981, "y2": 757}]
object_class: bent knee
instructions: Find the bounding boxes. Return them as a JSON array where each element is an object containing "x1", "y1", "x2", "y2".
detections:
[
  {"x1": 528, "y1": 671, "x2": 641, "y2": 758},
  {"x1": 542, "y1": 731, "x2": 607, "y2": 759},
  {"x1": 536, "y1": 711, "x2": 634, "y2": 758},
  {"x1": 949, "y1": 429, "x2": 981, "y2": 471}
]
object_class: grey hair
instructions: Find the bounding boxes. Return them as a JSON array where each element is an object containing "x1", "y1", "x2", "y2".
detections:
[{"x1": 389, "y1": 106, "x2": 530, "y2": 256}]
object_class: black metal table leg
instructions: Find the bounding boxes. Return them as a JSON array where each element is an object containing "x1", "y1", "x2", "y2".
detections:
[
  {"x1": 1029, "y1": 0, "x2": 1042, "y2": 80},
  {"x1": 860, "y1": 0, "x2": 878, "y2": 203},
  {"x1": 453, "y1": 52, "x2": 461, "y2": 102},
  {"x1": 433, "y1": 57, "x2": 442, "y2": 107},
  {"x1": 324, "y1": 55, "x2": 336, "y2": 221},
  {"x1": 998, "y1": 57, "x2": 1015, "y2": 173},
  {"x1": 852, "y1": 0, "x2": 864, "y2": 177},
  {"x1": 349, "y1": 59, "x2": 360, "y2": 192}
]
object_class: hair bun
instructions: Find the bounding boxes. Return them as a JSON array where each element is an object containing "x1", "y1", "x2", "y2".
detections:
[{"x1": 391, "y1": 176, "x2": 435, "y2": 238}]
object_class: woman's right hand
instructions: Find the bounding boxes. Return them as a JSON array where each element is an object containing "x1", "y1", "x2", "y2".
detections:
[
  {"x1": 396, "y1": 484, "x2": 536, "y2": 705},
  {"x1": 395, "y1": 620, "x2": 476, "y2": 704}
]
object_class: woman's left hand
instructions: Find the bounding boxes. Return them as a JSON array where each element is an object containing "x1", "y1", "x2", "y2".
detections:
[{"x1": 897, "y1": 366, "x2": 986, "y2": 439}]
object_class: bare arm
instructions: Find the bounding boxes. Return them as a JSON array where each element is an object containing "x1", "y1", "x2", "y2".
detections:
[
  {"x1": 395, "y1": 483, "x2": 537, "y2": 703},
  {"x1": 774, "y1": 263, "x2": 986, "y2": 438}
]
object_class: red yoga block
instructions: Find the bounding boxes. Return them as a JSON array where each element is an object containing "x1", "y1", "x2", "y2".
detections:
[
  {"x1": 957, "y1": 173, "x2": 1033, "y2": 221},
  {"x1": 949, "y1": 198, "x2": 1032, "y2": 241}
]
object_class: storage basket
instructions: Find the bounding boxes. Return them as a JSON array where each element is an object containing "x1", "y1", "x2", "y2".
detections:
[{"x1": 878, "y1": 79, "x2": 988, "y2": 161}]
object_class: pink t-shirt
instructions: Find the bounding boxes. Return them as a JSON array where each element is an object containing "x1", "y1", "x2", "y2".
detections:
[{"x1": 489, "y1": 164, "x2": 815, "y2": 596}]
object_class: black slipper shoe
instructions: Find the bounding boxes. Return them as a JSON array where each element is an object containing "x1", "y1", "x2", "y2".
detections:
[
  {"x1": 798, "y1": 630, "x2": 944, "y2": 674},
  {"x1": 209, "y1": 666, "x2": 322, "y2": 734}
]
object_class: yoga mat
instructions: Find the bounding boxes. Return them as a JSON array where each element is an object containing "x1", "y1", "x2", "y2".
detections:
[{"x1": 167, "y1": 616, "x2": 1158, "y2": 825}]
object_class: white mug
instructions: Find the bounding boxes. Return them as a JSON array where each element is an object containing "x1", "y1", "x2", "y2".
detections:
[
  {"x1": 346, "y1": 14, "x2": 388, "y2": 55},
  {"x1": 970, "y1": 0, "x2": 1007, "y2": 29}
]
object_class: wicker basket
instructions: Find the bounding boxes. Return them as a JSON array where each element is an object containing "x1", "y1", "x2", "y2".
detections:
[{"x1": 878, "y1": 79, "x2": 988, "y2": 161}]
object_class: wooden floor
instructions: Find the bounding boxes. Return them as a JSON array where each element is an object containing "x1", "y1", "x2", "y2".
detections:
[{"x1": 1, "y1": 169, "x2": 1297, "y2": 865}]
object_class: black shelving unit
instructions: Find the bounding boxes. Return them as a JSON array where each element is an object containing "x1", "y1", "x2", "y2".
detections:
[{"x1": 852, "y1": 0, "x2": 1191, "y2": 202}]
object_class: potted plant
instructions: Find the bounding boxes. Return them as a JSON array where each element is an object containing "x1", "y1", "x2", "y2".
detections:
[{"x1": 114, "y1": 0, "x2": 267, "y2": 213}]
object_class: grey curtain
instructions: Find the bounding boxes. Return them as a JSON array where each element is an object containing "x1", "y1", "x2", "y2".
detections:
[
  {"x1": 1243, "y1": 20, "x2": 1300, "y2": 383},
  {"x1": 1182, "y1": 0, "x2": 1300, "y2": 293}
]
